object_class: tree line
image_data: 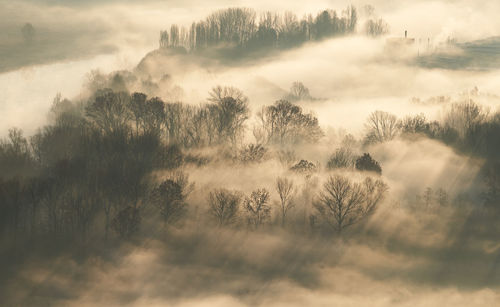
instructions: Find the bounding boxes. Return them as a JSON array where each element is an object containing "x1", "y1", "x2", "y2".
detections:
[
  {"x1": 2, "y1": 83, "x2": 498, "y2": 245},
  {"x1": 361, "y1": 98, "x2": 500, "y2": 160},
  {"x1": 159, "y1": 6, "x2": 358, "y2": 56},
  {"x1": 0, "y1": 85, "x2": 388, "y2": 243}
]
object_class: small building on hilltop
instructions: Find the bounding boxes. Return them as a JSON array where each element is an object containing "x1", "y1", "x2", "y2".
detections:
[{"x1": 386, "y1": 30, "x2": 416, "y2": 49}]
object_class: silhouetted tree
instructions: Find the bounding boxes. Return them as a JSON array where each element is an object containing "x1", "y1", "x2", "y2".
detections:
[
  {"x1": 111, "y1": 205, "x2": 141, "y2": 238},
  {"x1": 286, "y1": 82, "x2": 312, "y2": 102},
  {"x1": 128, "y1": 92, "x2": 147, "y2": 135},
  {"x1": 355, "y1": 153, "x2": 382, "y2": 175},
  {"x1": 170, "y1": 24, "x2": 180, "y2": 47},
  {"x1": 156, "y1": 144, "x2": 184, "y2": 169},
  {"x1": 275, "y1": 177, "x2": 295, "y2": 227},
  {"x1": 208, "y1": 86, "x2": 249, "y2": 144},
  {"x1": 314, "y1": 175, "x2": 387, "y2": 234},
  {"x1": 238, "y1": 143, "x2": 267, "y2": 163},
  {"x1": 208, "y1": 189, "x2": 242, "y2": 226},
  {"x1": 150, "y1": 173, "x2": 192, "y2": 226},
  {"x1": 400, "y1": 113, "x2": 429, "y2": 135},
  {"x1": 21, "y1": 23, "x2": 35, "y2": 44},
  {"x1": 142, "y1": 97, "x2": 165, "y2": 135},
  {"x1": 327, "y1": 147, "x2": 355, "y2": 170},
  {"x1": 444, "y1": 99, "x2": 488, "y2": 139},
  {"x1": 364, "y1": 18, "x2": 389, "y2": 37},
  {"x1": 0, "y1": 128, "x2": 35, "y2": 178},
  {"x1": 85, "y1": 90, "x2": 131, "y2": 134},
  {"x1": 290, "y1": 159, "x2": 317, "y2": 176},
  {"x1": 159, "y1": 6, "x2": 359, "y2": 54},
  {"x1": 256, "y1": 100, "x2": 323, "y2": 145},
  {"x1": 159, "y1": 30, "x2": 169, "y2": 48},
  {"x1": 244, "y1": 188, "x2": 271, "y2": 228},
  {"x1": 364, "y1": 110, "x2": 399, "y2": 144}
]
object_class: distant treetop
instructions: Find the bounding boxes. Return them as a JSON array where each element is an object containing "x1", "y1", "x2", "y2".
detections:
[{"x1": 21, "y1": 23, "x2": 35, "y2": 44}]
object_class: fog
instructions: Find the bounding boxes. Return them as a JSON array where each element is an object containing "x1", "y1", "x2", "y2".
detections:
[
  {"x1": 3, "y1": 0, "x2": 500, "y2": 134},
  {"x1": 1, "y1": 0, "x2": 500, "y2": 306}
]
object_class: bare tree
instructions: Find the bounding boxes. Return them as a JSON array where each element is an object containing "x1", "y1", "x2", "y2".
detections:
[
  {"x1": 362, "y1": 177, "x2": 388, "y2": 214},
  {"x1": 208, "y1": 85, "x2": 248, "y2": 105},
  {"x1": 164, "y1": 102, "x2": 186, "y2": 144},
  {"x1": 275, "y1": 177, "x2": 295, "y2": 227},
  {"x1": 400, "y1": 113, "x2": 429, "y2": 135},
  {"x1": 286, "y1": 82, "x2": 312, "y2": 101},
  {"x1": 244, "y1": 188, "x2": 271, "y2": 228},
  {"x1": 364, "y1": 18, "x2": 389, "y2": 37},
  {"x1": 364, "y1": 110, "x2": 399, "y2": 144},
  {"x1": 128, "y1": 92, "x2": 147, "y2": 136},
  {"x1": 327, "y1": 147, "x2": 355, "y2": 170},
  {"x1": 444, "y1": 99, "x2": 488, "y2": 139},
  {"x1": 150, "y1": 172, "x2": 192, "y2": 226},
  {"x1": 255, "y1": 100, "x2": 323, "y2": 145},
  {"x1": 314, "y1": 175, "x2": 387, "y2": 234},
  {"x1": 207, "y1": 86, "x2": 249, "y2": 145},
  {"x1": 142, "y1": 97, "x2": 165, "y2": 135},
  {"x1": 208, "y1": 189, "x2": 242, "y2": 226},
  {"x1": 85, "y1": 90, "x2": 131, "y2": 134}
]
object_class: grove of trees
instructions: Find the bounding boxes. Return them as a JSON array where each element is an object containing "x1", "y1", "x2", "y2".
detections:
[
  {"x1": 2, "y1": 66, "x2": 499, "y2": 265},
  {"x1": 159, "y1": 6, "x2": 358, "y2": 57},
  {"x1": 1, "y1": 82, "x2": 390, "y2": 246},
  {"x1": 254, "y1": 99, "x2": 323, "y2": 145}
]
